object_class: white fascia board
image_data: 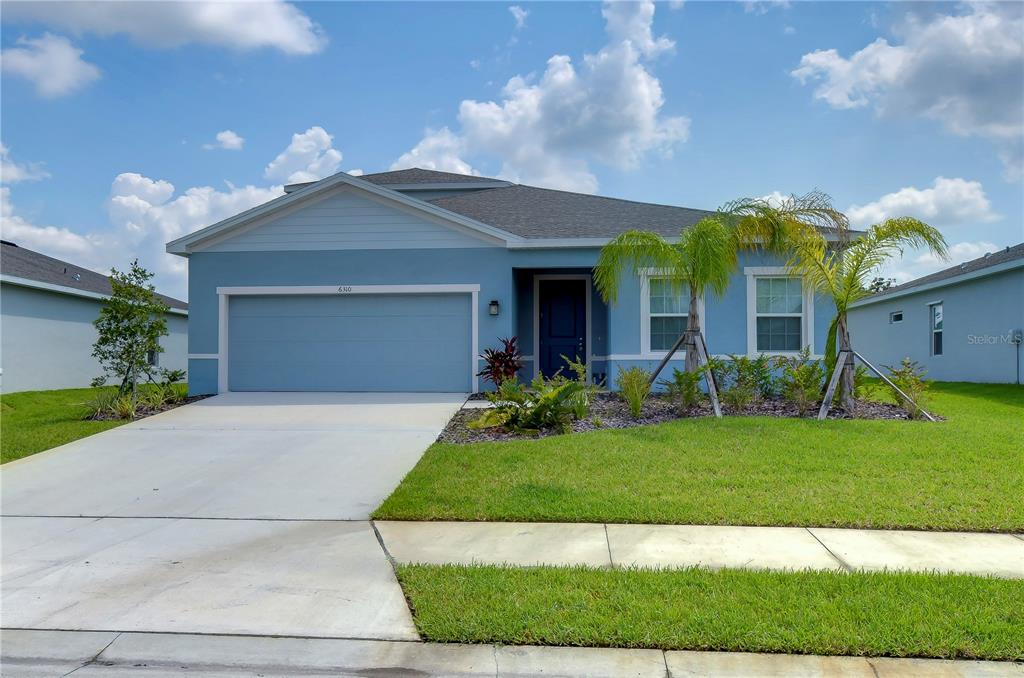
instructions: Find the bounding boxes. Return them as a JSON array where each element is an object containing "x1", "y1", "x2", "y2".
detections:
[
  {"x1": 166, "y1": 171, "x2": 524, "y2": 255},
  {"x1": 216, "y1": 284, "x2": 481, "y2": 296},
  {"x1": 1, "y1": 274, "x2": 188, "y2": 315},
  {"x1": 850, "y1": 258, "x2": 1024, "y2": 308}
]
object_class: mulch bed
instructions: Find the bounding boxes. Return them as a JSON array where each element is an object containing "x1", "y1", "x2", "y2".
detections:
[
  {"x1": 439, "y1": 392, "x2": 919, "y2": 444},
  {"x1": 87, "y1": 394, "x2": 211, "y2": 422}
]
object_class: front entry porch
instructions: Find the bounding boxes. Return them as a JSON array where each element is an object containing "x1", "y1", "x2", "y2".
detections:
[{"x1": 513, "y1": 268, "x2": 609, "y2": 386}]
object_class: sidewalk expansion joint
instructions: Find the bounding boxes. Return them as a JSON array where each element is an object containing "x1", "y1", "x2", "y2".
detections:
[{"x1": 603, "y1": 524, "x2": 615, "y2": 568}]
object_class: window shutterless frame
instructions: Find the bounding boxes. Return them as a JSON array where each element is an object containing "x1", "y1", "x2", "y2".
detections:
[
  {"x1": 744, "y1": 267, "x2": 814, "y2": 355},
  {"x1": 929, "y1": 302, "x2": 943, "y2": 356},
  {"x1": 889, "y1": 311, "x2": 903, "y2": 324}
]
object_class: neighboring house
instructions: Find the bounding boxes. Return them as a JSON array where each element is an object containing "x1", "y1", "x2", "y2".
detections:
[
  {"x1": 0, "y1": 241, "x2": 188, "y2": 393},
  {"x1": 166, "y1": 168, "x2": 842, "y2": 395},
  {"x1": 849, "y1": 243, "x2": 1024, "y2": 385}
]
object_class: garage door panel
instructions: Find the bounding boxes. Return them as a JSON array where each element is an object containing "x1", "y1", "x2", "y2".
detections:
[{"x1": 228, "y1": 294, "x2": 471, "y2": 392}]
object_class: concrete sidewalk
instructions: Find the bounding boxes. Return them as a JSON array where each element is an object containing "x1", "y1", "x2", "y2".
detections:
[
  {"x1": 375, "y1": 521, "x2": 1024, "y2": 577},
  {"x1": 3, "y1": 630, "x2": 1020, "y2": 677}
]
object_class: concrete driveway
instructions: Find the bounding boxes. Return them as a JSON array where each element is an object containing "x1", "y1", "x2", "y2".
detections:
[{"x1": 1, "y1": 392, "x2": 464, "y2": 640}]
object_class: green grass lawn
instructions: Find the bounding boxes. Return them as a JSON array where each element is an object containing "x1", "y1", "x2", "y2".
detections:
[
  {"x1": 1, "y1": 387, "x2": 124, "y2": 464},
  {"x1": 375, "y1": 382, "x2": 1024, "y2": 531},
  {"x1": 397, "y1": 564, "x2": 1024, "y2": 660}
]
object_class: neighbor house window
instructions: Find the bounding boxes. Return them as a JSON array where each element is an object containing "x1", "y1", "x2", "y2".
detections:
[
  {"x1": 147, "y1": 348, "x2": 159, "y2": 367},
  {"x1": 889, "y1": 311, "x2": 903, "y2": 324},
  {"x1": 648, "y1": 277, "x2": 689, "y2": 351},
  {"x1": 930, "y1": 303, "x2": 943, "y2": 356},
  {"x1": 755, "y1": 276, "x2": 804, "y2": 352}
]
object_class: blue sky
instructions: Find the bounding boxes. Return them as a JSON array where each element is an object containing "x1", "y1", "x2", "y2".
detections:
[{"x1": 2, "y1": 0, "x2": 1021, "y2": 300}]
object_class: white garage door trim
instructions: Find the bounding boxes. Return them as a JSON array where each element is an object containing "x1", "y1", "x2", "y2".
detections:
[{"x1": 215, "y1": 284, "x2": 480, "y2": 394}]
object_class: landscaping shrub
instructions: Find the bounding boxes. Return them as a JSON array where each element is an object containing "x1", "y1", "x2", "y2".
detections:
[
  {"x1": 111, "y1": 395, "x2": 137, "y2": 420},
  {"x1": 139, "y1": 386, "x2": 168, "y2": 410},
  {"x1": 852, "y1": 364, "x2": 873, "y2": 400},
  {"x1": 617, "y1": 366, "x2": 651, "y2": 419},
  {"x1": 773, "y1": 347, "x2": 825, "y2": 416},
  {"x1": 717, "y1": 355, "x2": 772, "y2": 411},
  {"x1": 84, "y1": 389, "x2": 118, "y2": 420},
  {"x1": 476, "y1": 337, "x2": 524, "y2": 386},
  {"x1": 884, "y1": 358, "x2": 931, "y2": 419},
  {"x1": 659, "y1": 367, "x2": 704, "y2": 414},
  {"x1": 556, "y1": 354, "x2": 602, "y2": 419},
  {"x1": 470, "y1": 375, "x2": 586, "y2": 434}
]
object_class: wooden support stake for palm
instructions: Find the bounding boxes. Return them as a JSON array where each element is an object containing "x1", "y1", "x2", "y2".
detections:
[
  {"x1": 693, "y1": 333, "x2": 722, "y2": 418},
  {"x1": 852, "y1": 351, "x2": 937, "y2": 422},
  {"x1": 818, "y1": 351, "x2": 850, "y2": 420}
]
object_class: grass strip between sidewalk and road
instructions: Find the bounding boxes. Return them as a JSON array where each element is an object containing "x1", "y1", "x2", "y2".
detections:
[
  {"x1": 376, "y1": 383, "x2": 1024, "y2": 531},
  {"x1": 396, "y1": 563, "x2": 1024, "y2": 661}
]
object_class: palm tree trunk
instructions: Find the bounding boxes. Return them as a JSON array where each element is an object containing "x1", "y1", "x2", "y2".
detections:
[
  {"x1": 684, "y1": 292, "x2": 700, "y2": 373},
  {"x1": 837, "y1": 312, "x2": 855, "y2": 411}
]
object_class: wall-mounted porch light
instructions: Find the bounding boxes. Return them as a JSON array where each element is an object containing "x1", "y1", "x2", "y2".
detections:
[{"x1": 489, "y1": 300, "x2": 500, "y2": 316}]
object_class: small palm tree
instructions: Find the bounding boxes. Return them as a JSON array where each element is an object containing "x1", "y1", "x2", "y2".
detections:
[
  {"x1": 594, "y1": 216, "x2": 735, "y2": 382},
  {"x1": 788, "y1": 217, "x2": 948, "y2": 411}
]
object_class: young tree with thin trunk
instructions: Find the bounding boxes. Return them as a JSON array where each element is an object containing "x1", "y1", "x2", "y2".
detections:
[
  {"x1": 594, "y1": 216, "x2": 736, "y2": 383},
  {"x1": 92, "y1": 260, "x2": 170, "y2": 401},
  {"x1": 788, "y1": 217, "x2": 948, "y2": 411}
]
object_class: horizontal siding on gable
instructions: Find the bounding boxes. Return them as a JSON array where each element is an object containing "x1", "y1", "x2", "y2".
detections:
[{"x1": 206, "y1": 187, "x2": 496, "y2": 252}]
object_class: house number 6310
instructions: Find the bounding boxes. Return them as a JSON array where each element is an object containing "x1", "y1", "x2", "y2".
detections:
[{"x1": 337, "y1": 286, "x2": 353, "y2": 293}]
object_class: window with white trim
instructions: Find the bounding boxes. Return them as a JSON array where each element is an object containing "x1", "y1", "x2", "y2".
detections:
[
  {"x1": 754, "y1": 276, "x2": 804, "y2": 352},
  {"x1": 930, "y1": 303, "x2": 943, "y2": 356},
  {"x1": 648, "y1": 277, "x2": 689, "y2": 351}
]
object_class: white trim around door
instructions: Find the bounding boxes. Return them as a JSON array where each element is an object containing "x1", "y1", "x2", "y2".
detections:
[
  {"x1": 214, "y1": 284, "x2": 481, "y2": 394},
  {"x1": 532, "y1": 274, "x2": 592, "y2": 382}
]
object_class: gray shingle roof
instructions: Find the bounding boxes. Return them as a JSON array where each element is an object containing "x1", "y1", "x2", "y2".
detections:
[
  {"x1": 0, "y1": 241, "x2": 187, "y2": 310},
  {"x1": 427, "y1": 184, "x2": 714, "y2": 239},
  {"x1": 360, "y1": 168, "x2": 505, "y2": 185},
  {"x1": 867, "y1": 242, "x2": 1024, "y2": 301}
]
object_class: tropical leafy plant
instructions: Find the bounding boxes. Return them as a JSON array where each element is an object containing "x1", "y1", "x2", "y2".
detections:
[
  {"x1": 773, "y1": 347, "x2": 826, "y2": 416},
  {"x1": 659, "y1": 367, "x2": 704, "y2": 414},
  {"x1": 594, "y1": 217, "x2": 737, "y2": 382},
  {"x1": 884, "y1": 358, "x2": 931, "y2": 419},
  {"x1": 556, "y1": 354, "x2": 601, "y2": 419},
  {"x1": 476, "y1": 337, "x2": 524, "y2": 386},
  {"x1": 92, "y1": 260, "x2": 169, "y2": 403},
  {"x1": 470, "y1": 375, "x2": 586, "y2": 434},
  {"x1": 83, "y1": 389, "x2": 118, "y2": 420},
  {"x1": 111, "y1": 395, "x2": 137, "y2": 420},
  {"x1": 617, "y1": 366, "x2": 652, "y2": 419}
]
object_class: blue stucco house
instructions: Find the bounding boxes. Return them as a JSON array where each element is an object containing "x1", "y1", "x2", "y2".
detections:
[
  {"x1": 849, "y1": 243, "x2": 1024, "y2": 384},
  {"x1": 167, "y1": 168, "x2": 840, "y2": 395},
  {"x1": 1, "y1": 241, "x2": 188, "y2": 393}
]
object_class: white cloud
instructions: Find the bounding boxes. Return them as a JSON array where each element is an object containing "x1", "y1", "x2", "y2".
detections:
[
  {"x1": 264, "y1": 126, "x2": 343, "y2": 183},
  {"x1": 847, "y1": 177, "x2": 997, "y2": 229},
  {"x1": 744, "y1": 1, "x2": 791, "y2": 15},
  {"x1": 0, "y1": 33, "x2": 100, "y2": 98},
  {"x1": 392, "y1": 127, "x2": 478, "y2": 176},
  {"x1": 783, "y1": 25, "x2": 796, "y2": 36},
  {"x1": 0, "y1": 126, "x2": 350, "y2": 298},
  {"x1": 791, "y1": 4, "x2": 1024, "y2": 178},
  {"x1": 602, "y1": 0, "x2": 675, "y2": 58},
  {"x1": 1, "y1": 187, "x2": 105, "y2": 265},
  {"x1": 203, "y1": 130, "x2": 245, "y2": 151},
  {"x1": 4, "y1": 1, "x2": 325, "y2": 55},
  {"x1": 882, "y1": 240, "x2": 1000, "y2": 284},
  {"x1": 0, "y1": 143, "x2": 50, "y2": 183},
  {"x1": 392, "y1": 0, "x2": 688, "y2": 193},
  {"x1": 346, "y1": 169, "x2": 364, "y2": 177},
  {"x1": 509, "y1": 5, "x2": 529, "y2": 30}
]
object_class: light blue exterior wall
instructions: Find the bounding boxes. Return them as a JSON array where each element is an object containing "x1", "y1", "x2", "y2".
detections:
[
  {"x1": 186, "y1": 242, "x2": 832, "y2": 394},
  {"x1": 848, "y1": 267, "x2": 1024, "y2": 384},
  {"x1": 1, "y1": 283, "x2": 187, "y2": 393}
]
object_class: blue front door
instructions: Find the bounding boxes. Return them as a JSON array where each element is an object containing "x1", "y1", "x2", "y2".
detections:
[{"x1": 538, "y1": 278, "x2": 587, "y2": 378}]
